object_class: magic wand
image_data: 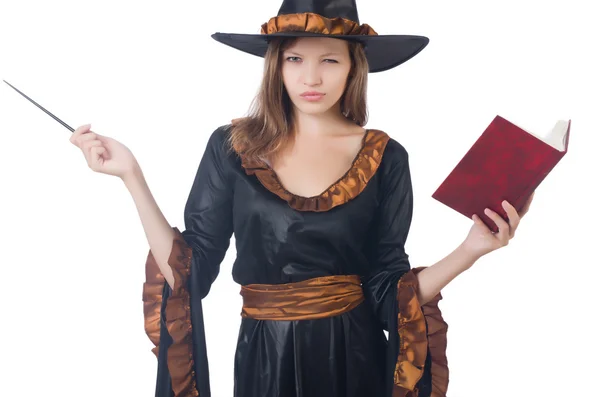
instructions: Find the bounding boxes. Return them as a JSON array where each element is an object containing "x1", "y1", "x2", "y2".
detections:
[{"x1": 3, "y1": 80, "x2": 75, "y2": 132}]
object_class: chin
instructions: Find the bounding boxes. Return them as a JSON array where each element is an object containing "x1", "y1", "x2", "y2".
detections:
[
  {"x1": 291, "y1": 100, "x2": 339, "y2": 116},
  {"x1": 296, "y1": 106, "x2": 331, "y2": 116}
]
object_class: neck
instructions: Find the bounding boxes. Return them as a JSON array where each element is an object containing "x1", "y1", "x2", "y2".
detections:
[{"x1": 291, "y1": 105, "x2": 354, "y2": 138}]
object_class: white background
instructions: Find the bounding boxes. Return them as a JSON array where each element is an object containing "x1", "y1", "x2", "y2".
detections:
[{"x1": 1, "y1": 0, "x2": 598, "y2": 396}]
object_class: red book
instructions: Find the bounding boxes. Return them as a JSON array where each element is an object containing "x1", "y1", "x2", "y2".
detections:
[{"x1": 432, "y1": 115, "x2": 571, "y2": 232}]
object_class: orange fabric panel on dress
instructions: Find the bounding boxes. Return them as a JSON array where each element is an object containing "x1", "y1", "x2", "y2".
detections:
[
  {"x1": 142, "y1": 249, "x2": 164, "y2": 358},
  {"x1": 393, "y1": 268, "x2": 449, "y2": 397},
  {"x1": 260, "y1": 12, "x2": 378, "y2": 36},
  {"x1": 241, "y1": 275, "x2": 365, "y2": 320},
  {"x1": 421, "y1": 292, "x2": 449, "y2": 397},
  {"x1": 238, "y1": 129, "x2": 391, "y2": 212},
  {"x1": 142, "y1": 227, "x2": 200, "y2": 397}
]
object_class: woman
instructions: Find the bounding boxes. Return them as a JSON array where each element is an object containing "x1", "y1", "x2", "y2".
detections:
[{"x1": 69, "y1": 1, "x2": 534, "y2": 396}]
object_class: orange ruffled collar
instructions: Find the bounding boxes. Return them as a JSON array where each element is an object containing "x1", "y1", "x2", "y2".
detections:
[{"x1": 238, "y1": 129, "x2": 390, "y2": 212}]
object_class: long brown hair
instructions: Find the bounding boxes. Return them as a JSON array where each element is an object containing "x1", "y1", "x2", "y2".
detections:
[{"x1": 227, "y1": 37, "x2": 369, "y2": 164}]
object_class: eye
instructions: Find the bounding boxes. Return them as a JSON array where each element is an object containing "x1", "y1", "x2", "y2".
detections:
[
  {"x1": 286, "y1": 56, "x2": 301, "y2": 62},
  {"x1": 323, "y1": 59, "x2": 339, "y2": 63}
]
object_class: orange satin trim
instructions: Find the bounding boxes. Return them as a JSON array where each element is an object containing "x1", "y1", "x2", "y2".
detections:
[
  {"x1": 260, "y1": 12, "x2": 378, "y2": 36},
  {"x1": 393, "y1": 268, "x2": 449, "y2": 397},
  {"x1": 241, "y1": 275, "x2": 365, "y2": 320},
  {"x1": 142, "y1": 249, "x2": 164, "y2": 358},
  {"x1": 239, "y1": 129, "x2": 390, "y2": 212},
  {"x1": 142, "y1": 227, "x2": 199, "y2": 397}
]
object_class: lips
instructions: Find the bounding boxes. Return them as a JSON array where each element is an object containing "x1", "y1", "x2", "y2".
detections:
[
  {"x1": 301, "y1": 91, "x2": 325, "y2": 97},
  {"x1": 300, "y1": 91, "x2": 325, "y2": 101}
]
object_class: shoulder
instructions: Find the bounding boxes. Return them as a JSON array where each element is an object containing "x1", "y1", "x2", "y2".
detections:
[
  {"x1": 195, "y1": 124, "x2": 240, "y2": 177},
  {"x1": 203, "y1": 124, "x2": 236, "y2": 159},
  {"x1": 206, "y1": 123, "x2": 233, "y2": 148},
  {"x1": 368, "y1": 130, "x2": 412, "y2": 197},
  {"x1": 383, "y1": 136, "x2": 409, "y2": 162},
  {"x1": 368, "y1": 129, "x2": 410, "y2": 174}
]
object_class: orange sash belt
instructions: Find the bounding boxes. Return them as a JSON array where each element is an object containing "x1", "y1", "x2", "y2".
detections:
[{"x1": 240, "y1": 275, "x2": 365, "y2": 321}]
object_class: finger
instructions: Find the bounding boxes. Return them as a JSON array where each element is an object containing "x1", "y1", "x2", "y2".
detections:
[
  {"x1": 81, "y1": 140, "x2": 103, "y2": 158},
  {"x1": 472, "y1": 213, "x2": 488, "y2": 230},
  {"x1": 69, "y1": 124, "x2": 92, "y2": 145},
  {"x1": 72, "y1": 130, "x2": 97, "y2": 148},
  {"x1": 501, "y1": 200, "x2": 520, "y2": 237},
  {"x1": 75, "y1": 132, "x2": 98, "y2": 149},
  {"x1": 76, "y1": 131, "x2": 98, "y2": 145},
  {"x1": 484, "y1": 208, "x2": 510, "y2": 245},
  {"x1": 81, "y1": 138, "x2": 102, "y2": 149},
  {"x1": 82, "y1": 141, "x2": 103, "y2": 166},
  {"x1": 89, "y1": 146, "x2": 106, "y2": 170}
]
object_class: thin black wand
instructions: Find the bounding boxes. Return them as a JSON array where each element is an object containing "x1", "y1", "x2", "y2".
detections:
[{"x1": 3, "y1": 80, "x2": 75, "y2": 132}]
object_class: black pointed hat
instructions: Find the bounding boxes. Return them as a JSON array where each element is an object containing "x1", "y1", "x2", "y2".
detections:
[{"x1": 211, "y1": 0, "x2": 429, "y2": 73}]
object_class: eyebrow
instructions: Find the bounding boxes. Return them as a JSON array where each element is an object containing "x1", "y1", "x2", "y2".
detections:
[{"x1": 285, "y1": 51, "x2": 341, "y2": 57}]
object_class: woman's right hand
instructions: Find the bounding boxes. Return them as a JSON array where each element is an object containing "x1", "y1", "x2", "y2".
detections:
[{"x1": 69, "y1": 123, "x2": 139, "y2": 180}]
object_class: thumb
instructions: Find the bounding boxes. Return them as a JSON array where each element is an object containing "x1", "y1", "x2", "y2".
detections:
[{"x1": 472, "y1": 214, "x2": 485, "y2": 227}]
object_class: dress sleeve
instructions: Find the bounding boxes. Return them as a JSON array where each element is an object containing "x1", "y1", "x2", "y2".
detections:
[
  {"x1": 142, "y1": 125, "x2": 234, "y2": 397},
  {"x1": 362, "y1": 141, "x2": 449, "y2": 397}
]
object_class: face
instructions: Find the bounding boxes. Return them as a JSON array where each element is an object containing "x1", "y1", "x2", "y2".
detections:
[{"x1": 281, "y1": 37, "x2": 352, "y2": 116}]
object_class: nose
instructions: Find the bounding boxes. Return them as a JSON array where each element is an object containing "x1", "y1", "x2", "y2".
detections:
[{"x1": 302, "y1": 62, "x2": 322, "y2": 86}]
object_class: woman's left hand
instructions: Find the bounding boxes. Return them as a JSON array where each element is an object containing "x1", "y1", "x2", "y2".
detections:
[{"x1": 461, "y1": 192, "x2": 535, "y2": 260}]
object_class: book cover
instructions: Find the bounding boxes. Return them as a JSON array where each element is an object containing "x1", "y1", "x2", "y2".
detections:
[{"x1": 432, "y1": 115, "x2": 571, "y2": 232}]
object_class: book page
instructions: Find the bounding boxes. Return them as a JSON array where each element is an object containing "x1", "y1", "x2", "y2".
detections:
[
  {"x1": 544, "y1": 120, "x2": 569, "y2": 151},
  {"x1": 514, "y1": 120, "x2": 569, "y2": 151}
]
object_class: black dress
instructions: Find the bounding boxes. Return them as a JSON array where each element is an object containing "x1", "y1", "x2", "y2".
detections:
[{"x1": 142, "y1": 124, "x2": 449, "y2": 397}]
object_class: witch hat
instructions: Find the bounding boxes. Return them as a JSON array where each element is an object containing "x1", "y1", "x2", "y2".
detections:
[{"x1": 211, "y1": 0, "x2": 429, "y2": 73}]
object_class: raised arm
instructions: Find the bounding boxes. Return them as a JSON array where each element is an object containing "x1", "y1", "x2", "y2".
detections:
[{"x1": 123, "y1": 167, "x2": 177, "y2": 288}]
